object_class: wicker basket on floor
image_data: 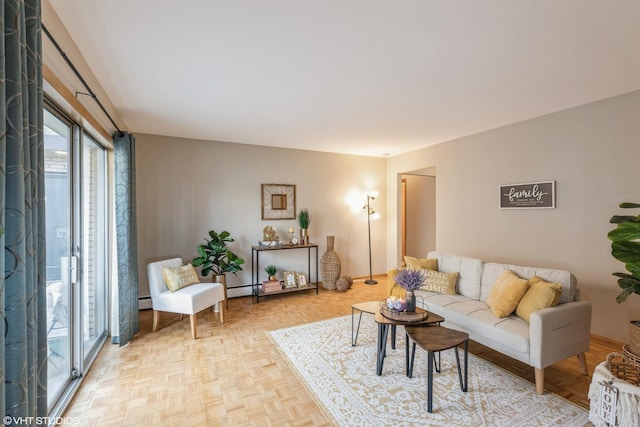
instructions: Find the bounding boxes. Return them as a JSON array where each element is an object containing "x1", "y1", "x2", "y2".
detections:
[
  {"x1": 607, "y1": 350, "x2": 640, "y2": 386},
  {"x1": 623, "y1": 344, "x2": 640, "y2": 367}
]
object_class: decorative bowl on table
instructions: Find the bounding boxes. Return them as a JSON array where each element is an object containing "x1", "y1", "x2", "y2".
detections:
[{"x1": 379, "y1": 299, "x2": 429, "y2": 322}]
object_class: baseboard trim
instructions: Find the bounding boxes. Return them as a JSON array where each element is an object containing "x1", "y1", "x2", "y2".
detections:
[
  {"x1": 591, "y1": 333, "x2": 624, "y2": 349},
  {"x1": 138, "y1": 297, "x2": 152, "y2": 310}
]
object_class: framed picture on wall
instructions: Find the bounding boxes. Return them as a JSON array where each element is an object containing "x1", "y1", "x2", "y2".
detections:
[
  {"x1": 499, "y1": 181, "x2": 555, "y2": 209},
  {"x1": 262, "y1": 184, "x2": 296, "y2": 220}
]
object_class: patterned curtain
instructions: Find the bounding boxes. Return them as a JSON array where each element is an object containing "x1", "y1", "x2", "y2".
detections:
[
  {"x1": 0, "y1": 0, "x2": 47, "y2": 419},
  {"x1": 113, "y1": 132, "x2": 138, "y2": 346}
]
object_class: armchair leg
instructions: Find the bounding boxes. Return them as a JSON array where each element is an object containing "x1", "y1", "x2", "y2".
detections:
[
  {"x1": 219, "y1": 302, "x2": 224, "y2": 324},
  {"x1": 534, "y1": 368, "x2": 544, "y2": 395},
  {"x1": 190, "y1": 314, "x2": 197, "y2": 339},
  {"x1": 576, "y1": 352, "x2": 588, "y2": 375},
  {"x1": 152, "y1": 310, "x2": 159, "y2": 332}
]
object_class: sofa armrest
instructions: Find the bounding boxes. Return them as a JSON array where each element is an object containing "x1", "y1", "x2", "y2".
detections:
[{"x1": 529, "y1": 300, "x2": 591, "y2": 368}]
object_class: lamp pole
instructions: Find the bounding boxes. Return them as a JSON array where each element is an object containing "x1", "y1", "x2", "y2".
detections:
[{"x1": 364, "y1": 194, "x2": 377, "y2": 285}]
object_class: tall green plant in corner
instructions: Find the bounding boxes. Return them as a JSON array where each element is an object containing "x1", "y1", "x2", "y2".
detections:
[
  {"x1": 608, "y1": 202, "x2": 640, "y2": 303},
  {"x1": 193, "y1": 230, "x2": 245, "y2": 277}
]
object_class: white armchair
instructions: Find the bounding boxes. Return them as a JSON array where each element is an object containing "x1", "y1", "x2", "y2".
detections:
[{"x1": 147, "y1": 258, "x2": 225, "y2": 339}]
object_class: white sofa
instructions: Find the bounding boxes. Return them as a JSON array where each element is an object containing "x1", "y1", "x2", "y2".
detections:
[{"x1": 391, "y1": 251, "x2": 592, "y2": 394}]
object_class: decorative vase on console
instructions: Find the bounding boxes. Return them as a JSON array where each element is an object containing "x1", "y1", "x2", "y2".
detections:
[{"x1": 321, "y1": 235, "x2": 341, "y2": 290}]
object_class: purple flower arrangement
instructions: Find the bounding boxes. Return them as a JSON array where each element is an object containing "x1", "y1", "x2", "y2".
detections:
[{"x1": 394, "y1": 268, "x2": 427, "y2": 292}]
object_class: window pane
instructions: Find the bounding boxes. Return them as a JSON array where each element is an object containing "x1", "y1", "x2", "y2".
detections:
[
  {"x1": 44, "y1": 109, "x2": 72, "y2": 407},
  {"x1": 82, "y1": 135, "x2": 107, "y2": 360}
]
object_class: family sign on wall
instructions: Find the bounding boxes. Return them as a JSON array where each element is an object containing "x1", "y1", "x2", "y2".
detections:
[{"x1": 499, "y1": 180, "x2": 555, "y2": 209}]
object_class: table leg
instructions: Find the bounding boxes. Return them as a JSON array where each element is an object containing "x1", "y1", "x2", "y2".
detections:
[
  {"x1": 405, "y1": 333, "x2": 409, "y2": 376},
  {"x1": 376, "y1": 323, "x2": 389, "y2": 376},
  {"x1": 391, "y1": 324, "x2": 397, "y2": 349},
  {"x1": 464, "y1": 340, "x2": 468, "y2": 392},
  {"x1": 455, "y1": 340, "x2": 468, "y2": 392},
  {"x1": 352, "y1": 309, "x2": 364, "y2": 347},
  {"x1": 407, "y1": 340, "x2": 417, "y2": 378},
  {"x1": 427, "y1": 351, "x2": 434, "y2": 413}
]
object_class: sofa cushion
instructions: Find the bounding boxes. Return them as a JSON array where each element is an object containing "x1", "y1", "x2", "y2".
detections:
[
  {"x1": 515, "y1": 276, "x2": 562, "y2": 322},
  {"x1": 485, "y1": 270, "x2": 528, "y2": 318},
  {"x1": 162, "y1": 263, "x2": 200, "y2": 292},
  {"x1": 427, "y1": 252, "x2": 483, "y2": 299},
  {"x1": 480, "y1": 262, "x2": 576, "y2": 304},
  {"x1": 404, "y1": 255, "x2": 438, "y2": 271},
  {"x1": 420, "y1": 269, "x2": 458, "y2": 295}
]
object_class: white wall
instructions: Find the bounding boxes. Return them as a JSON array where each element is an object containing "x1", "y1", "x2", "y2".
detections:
[
  {"x1": 387, "y1": 89, "x2": 640, "y2": 343},
  {"x1": 136, "y1": 134, "x2": 387, "y2": 298}
]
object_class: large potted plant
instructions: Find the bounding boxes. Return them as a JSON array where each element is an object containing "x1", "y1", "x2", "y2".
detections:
[
  {"x1": 608, "y1": 202, "x2": 640, "y2": 356},
  {"x1": 193, "y1": 230, "x2": 245, "y2": 306}
]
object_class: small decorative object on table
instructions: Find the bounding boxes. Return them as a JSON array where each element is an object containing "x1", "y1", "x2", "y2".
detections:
[
  {"x1": 262, "y1": 280, "x2": 282, "y2": 294},
  {"x1": 379, "y1": 300, "x2": 429, "y2": 322},
  {"x1": 393, "y1": 268, "x2": 427, "y2": 312},
  {"x1": 265, "y1": 264, "x2": 279, "y2": 281},
  {"x1": 298, "y1": 209, "x2": 311, "y2": 244},
  {"x1": 297, "y1": 273, "x2": 307, "y2": 287},
  {"x1": 260, "y1": 226, "x2": 281, "y2": 247},
  {"x1": 283, "y1": 271, "x2": 297, "y2": 288}
]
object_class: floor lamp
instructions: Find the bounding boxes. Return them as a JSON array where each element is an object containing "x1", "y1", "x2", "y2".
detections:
[{"x1": 363, "y1": 192, "x2": 380, "y2": 285}]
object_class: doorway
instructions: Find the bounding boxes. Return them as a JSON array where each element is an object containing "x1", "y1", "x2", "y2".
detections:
[{"x1": 401, "y1": 171, "x2": 436, "y2": 262}]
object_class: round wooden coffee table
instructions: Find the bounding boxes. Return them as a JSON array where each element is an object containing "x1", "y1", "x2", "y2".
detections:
[{"x1": 405, "y1": 325, "x2": 469, "y2": 413}]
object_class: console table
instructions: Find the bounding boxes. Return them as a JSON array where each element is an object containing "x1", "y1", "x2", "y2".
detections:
[{"x1": 251, "y1": 243, "x2": 319, "y2": 303}]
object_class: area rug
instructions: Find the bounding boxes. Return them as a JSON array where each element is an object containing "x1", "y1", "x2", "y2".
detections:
[{"x1": 269, "y1": 315, "x2": 589, "y2": 427}]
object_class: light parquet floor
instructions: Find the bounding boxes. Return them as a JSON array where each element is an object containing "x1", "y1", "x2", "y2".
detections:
[{"x1": 63, "y1": 276, "x2": 619, "y2": 426}]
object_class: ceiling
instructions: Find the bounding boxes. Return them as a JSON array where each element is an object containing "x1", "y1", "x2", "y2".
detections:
[{"x1": 49, "y1": 0, "x2": 640, "y2": 157}]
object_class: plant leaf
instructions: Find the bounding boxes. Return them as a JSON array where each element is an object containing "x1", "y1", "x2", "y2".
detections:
[
  {"x1": 609, "y1": 215, "x2": 640, "y2": 224},
  {"x1": 616, "y1": 287, "x2": 635, "y2": 303},
  {"x1": 608, "y1": 222, "x2": 640, "y2": 241},
  {"x1": 626, "y1": 263, "x2": 640, "y2": 277},
  {"x1": 620, "y1": 202, "x2": 640, "y2": 209},
  {"x1": 612, "y1": 241, "x2": 640, "y2": 264}
]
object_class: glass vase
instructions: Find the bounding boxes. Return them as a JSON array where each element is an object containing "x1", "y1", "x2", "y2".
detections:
[{"x1": 405, "y1": 291, "x2": 416, "y2": 312}]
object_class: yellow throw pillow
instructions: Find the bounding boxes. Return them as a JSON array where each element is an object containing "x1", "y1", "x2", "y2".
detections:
[
  {"x1": 162, "y1": 264, "x2": 200, "y2": 292},
  {"x1": 420, "y1": 269, "x2": 459, "y2": 295},
  {"x1": 404, "y1": 256, "x2": 438, "y2": 271},
  {"x1": 485, "y1": 270, "x2": 528, "y2": 318},
  {"x1": 387, "y1": 268, "x2": 406, "y2": 298},
  {"x1": 515, "y1": 276, "x2": 562, "y2": 322}
]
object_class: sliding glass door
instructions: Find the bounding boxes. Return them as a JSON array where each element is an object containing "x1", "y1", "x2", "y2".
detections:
[
  {"x1": 44, "y1": 109, "x2": 73, "y2": 408},
  {"x1": 81, "y1": 134, "x2": 108, "y2": 362},
  {"x1": 44, "y1": 106, "x2": 109, "y2": 410}
]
